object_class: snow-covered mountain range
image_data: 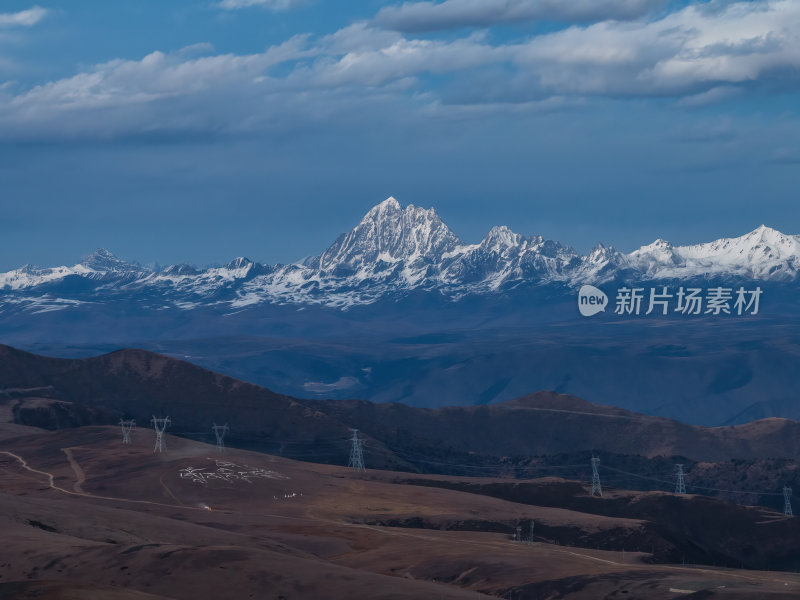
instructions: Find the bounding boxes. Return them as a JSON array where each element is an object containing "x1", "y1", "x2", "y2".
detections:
[{"x1": 3, "y1": 197, "x2": 800, "y2": 311}]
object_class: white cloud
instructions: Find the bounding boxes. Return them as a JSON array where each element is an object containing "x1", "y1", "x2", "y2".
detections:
[
  {"x1": 2, "y1": 1, "x2": 800, "y2": 140},
  {"x1": 309, "y1": 27, "x2": 508, "y2": 88},
  {"x1": 676, "y1": 85, "x2": 743, "y2": 108},
  {"x1": 0, "y1": 36, "x2": 317, "y2": 138},
  {"x1": 323, "y1": 1, "x2": 800, "y2": 98},
  {"x1": 513, "y1": 0, "x2": 800, "y2": 97},
  {"x1": 375, "y1": 0, "x2": 669, "y2": 32},
  {"x1": 0, "y1": 6, "x2": 48, "y2": 27},
  {"x1": 217, "y1": 0, "x2": 308, "y2": 10},
  {"x1": 12, "y1": 35, "x2": 312, "y2": 108},
  {"x1": 177, "y1": 42, "x2": 216, "y2": 57}
]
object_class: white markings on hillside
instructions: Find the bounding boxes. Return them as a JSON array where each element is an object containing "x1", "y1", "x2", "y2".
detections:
[{"x1": 178, "y1": 459, "x2": 288, "y2": 485}]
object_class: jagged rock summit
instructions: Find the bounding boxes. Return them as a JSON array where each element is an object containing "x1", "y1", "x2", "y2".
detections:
[{"x1": 1, "y1": 198, "x2": 798, "y2": 309}]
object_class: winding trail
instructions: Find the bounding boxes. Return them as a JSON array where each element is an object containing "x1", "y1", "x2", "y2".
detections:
[
  {"x1": 61, "y1": 447, "x2": 86, "y2": 493},
  {"x1": 0, "y1": 450, "x2": 205, "y2": 511},
  {"x1": 1, "y1": 449, "x2": 798, "y2": 591}
]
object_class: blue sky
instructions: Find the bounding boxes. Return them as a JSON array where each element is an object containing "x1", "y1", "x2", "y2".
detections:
[{"x1": 1, "y1": 0, "x2": 799, "y2": 269}]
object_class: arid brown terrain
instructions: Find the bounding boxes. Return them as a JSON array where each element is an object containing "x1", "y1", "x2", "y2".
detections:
[
  {"x1": 0, "y1": 419, "x2": 799, "y2": 599},
  {"x1": 2, "y1": 344, "x2": 800, "y2": 598}
]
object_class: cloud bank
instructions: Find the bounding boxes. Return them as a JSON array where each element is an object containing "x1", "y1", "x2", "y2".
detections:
[
  {"x1": 2, "y1": 0, "x2": 800, "y2": 140},
  {"x1": 0, "y1": 6, "x2": 48, "y2": 27},
  {"x1": 216, "y1": 0, "x2": 308, "y2": 10},
  {"x1": 375, "y1": 0, "x2": 670, "y2": 31}
]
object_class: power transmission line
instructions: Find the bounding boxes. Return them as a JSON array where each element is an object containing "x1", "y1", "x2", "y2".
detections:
[
  {"x1": 246, "y1": 437, "x2": 796, "y2": 508},
  {"x1": 139, "y1": 427, "x2": 797, "y2": 509},
  {"x1": 348, "y1": 429, "x2": 365, "y2": 472},
  {"x1": 119, "y1": 419, "x2": 135, "y2": 444},
  {"x1": 600, "y1": 464, "x2": 787, "y2": 497},
  {"x1": 151, "y1": 416, "x2": 170, "y2": 453},
  {"x1": 675, "y1": 464, "x2": 686, "y2": 495},
  {"x1": 212, "y1": 423, "x2": 229, "y2": 455},
  {"x1": 591, "y1": 456, "x2": 602, "y2": 497}
]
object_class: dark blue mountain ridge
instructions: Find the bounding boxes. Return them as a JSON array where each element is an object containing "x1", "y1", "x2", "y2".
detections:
[{"x1": 1, "y1": 197, "x2": 799, "y2": 426}]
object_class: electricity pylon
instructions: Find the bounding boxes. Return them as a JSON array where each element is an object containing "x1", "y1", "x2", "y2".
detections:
[
  {"x1": 119, "y1": 419, "x2": 135, "y2": 444},
  {"x1": 212, "y1": 423, "x2": 229, "y2": 455},
  {"x1": 151, "y1": 416, "x2": 170, "y2": 453},
  {"x1": 591, "y1": 456, "x2": 602, "y2": 497},
  {"x1": 784, "y1": 486, "x2": 793, "y2": 517},
  {"x1": 348, "y1": 429, "x2": 365, "y2": 472},
  {"x1": 675, "y1": 464, "x2": 687, "y2": 495}
]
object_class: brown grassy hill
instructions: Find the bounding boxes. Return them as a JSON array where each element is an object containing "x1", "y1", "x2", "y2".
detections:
[
  {"x1": 0, "y1": 344, "x2": 355, "y2": 453},
  {"x1": 1, "y1": 424, "x2": 799, "y2": 599},
  {"x1": 2, "y1": 344, "x2": 800, "y2": 466},
  {"x1": 311, "y1": 391, "x2": 800, "y2": 462}
]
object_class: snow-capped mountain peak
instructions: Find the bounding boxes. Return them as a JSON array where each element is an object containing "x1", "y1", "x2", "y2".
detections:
[
  {"x1": 367, "y1": 195, "x2": 402, "y2": 215},
  {"x1": 480, "y1": 225, "x2": 523, "y2": 253},
  {"x1": 309, "y1": 196, "x2": 462, "y2": 274},
  {"x1": 586, "y1": 242, "x2": 623, "y2": 265},
  {"x1": 657, "y1": 225, "x2": 800, "y2": 280},
  {"x1": 80, "y1": 248, "x2": 145, "y2": 275},
  {"x1": 677, "y1": 225, "x2": 799, "y2": 260},
  {"x1": 225, "y1": 257, "x2": 254, "y2": 271},
  {"x1": 629, "y1": 238, "x2": 684, "y2": 275},
  {"x1": 634, "y1": 238, "x2": 673, "y2": 253},
  {"x1": 162, "y1": 264, "x2": 199, "y2": 277},
  {"x1": 1, "y1": 197, "x2": 799, "y2": 311}
]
